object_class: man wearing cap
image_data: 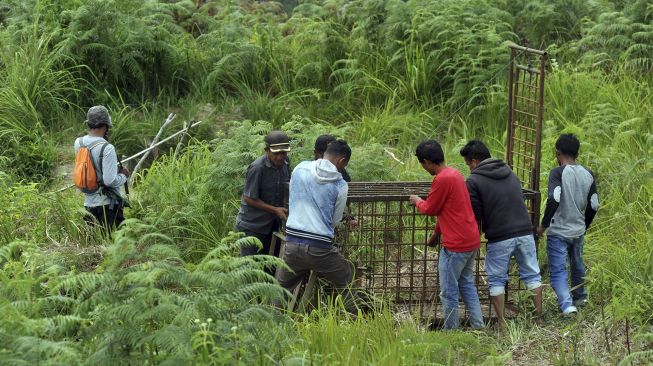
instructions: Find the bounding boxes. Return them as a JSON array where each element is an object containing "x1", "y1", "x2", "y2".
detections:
[
  {"x1": 74, "y1": 105, "x2": 130, "y2": 233},
  {"x1": 236, "y1": 131, "x2": 291, "y2": 257}
]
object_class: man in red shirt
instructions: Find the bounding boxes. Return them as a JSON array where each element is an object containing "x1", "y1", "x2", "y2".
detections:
[{"x1": 409, "y1": 140, "x2": 484, "y2": 330}]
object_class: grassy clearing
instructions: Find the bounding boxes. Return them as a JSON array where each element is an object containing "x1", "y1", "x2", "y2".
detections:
[{"x1": 1, "y1": 0, "x2": 652, "y2": 364}]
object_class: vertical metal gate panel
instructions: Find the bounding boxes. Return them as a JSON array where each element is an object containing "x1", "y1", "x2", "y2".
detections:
[
  {"x1": 506, "y1": 43, "x2": 547, "y2": 231},
  {"x1": 506, "y1": 43, "x2": 547, "y2": 192}
]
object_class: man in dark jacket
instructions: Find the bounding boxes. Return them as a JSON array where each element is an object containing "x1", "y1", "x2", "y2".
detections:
[{"x1": 460, "y1": 140, "x2": 542, "y2": 326}]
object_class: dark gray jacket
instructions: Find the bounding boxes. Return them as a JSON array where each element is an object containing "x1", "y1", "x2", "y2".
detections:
[
  {"x1": 236, "y1": 155, "x2": 290, "y2": 235},
  {"x1": 465, "y1": 158, "x2": 533, "y2": 242}
]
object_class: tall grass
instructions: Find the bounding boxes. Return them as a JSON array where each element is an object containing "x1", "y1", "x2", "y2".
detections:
[
  {"x1": 283, "y1": 305, "x2": 510, "y2": 365},
  {"x1": 1, "y1": 1, "x2": 652, "y2": 364},
  {"x1": 0, "y1": 34, "x2": 83, "y2": 181}
]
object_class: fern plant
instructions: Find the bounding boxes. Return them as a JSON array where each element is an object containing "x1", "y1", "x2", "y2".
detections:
[
  {"x1": 0, "y1": 220, "x2": 290, "y2": 365},
  {"x1": 57, "y1": 0, "x2": 188, "y2": 100},
  {"x1": 575, "y1": 11, "x2": 653, "y2": 72}
]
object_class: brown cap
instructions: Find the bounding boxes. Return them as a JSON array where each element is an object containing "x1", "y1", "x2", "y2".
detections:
[{"x1": 264, "y1": 131, "x2": 290, "y2": 152}]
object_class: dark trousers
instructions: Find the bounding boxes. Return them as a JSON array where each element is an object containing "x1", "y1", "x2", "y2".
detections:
[
  {"x1": 85, "y1": 204, "x2": 125, "y2": 235},
  {"x1": 276, "y1": 241, "x2": 353, "y2": 291},
  {"x1": 276, "y1": 241, "x2": 359, "y2": 313},
  {"x1": 239, "y1": 221, "x2": 281, "y2": 257}
]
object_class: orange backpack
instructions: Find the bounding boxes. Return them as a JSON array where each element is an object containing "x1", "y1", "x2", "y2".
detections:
[{"x1": 72, "y1": 139, "x2": 107, "y2": 194}]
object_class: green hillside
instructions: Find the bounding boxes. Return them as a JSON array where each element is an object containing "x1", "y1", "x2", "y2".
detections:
[{"x1": 0, "y1": 1, "x2": 651, "y2": 364}]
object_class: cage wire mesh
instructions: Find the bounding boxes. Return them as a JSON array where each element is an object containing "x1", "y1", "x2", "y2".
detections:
[{"x1": 335, "y1": 182, "x2": 540, "y2": 321}]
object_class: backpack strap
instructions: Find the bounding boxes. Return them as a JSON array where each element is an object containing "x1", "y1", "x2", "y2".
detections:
[
  {"x1": 95, "y1": 142, "x2": 108, "y2": 186},
  {"x1": 86, "y1": 139, "x2": 108, "y2": 188}
]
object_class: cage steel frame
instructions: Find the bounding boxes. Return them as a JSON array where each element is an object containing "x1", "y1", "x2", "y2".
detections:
[
  {"x1": 335, "y1": 44, "x2": 547, "y2": 321},
  {"x1": 280, "y1": 44, "x2": 548, "y2": 322},
  {"x1": 506, "y1": 43, "x2": 548, "y2": 194},
  {"x1": 335, "y1": 183, "x2": 540, "y2": 321}
]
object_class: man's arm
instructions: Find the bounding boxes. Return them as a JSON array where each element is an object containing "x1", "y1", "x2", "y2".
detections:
[
  {"x1": 243, "y1": 196, "x2": 287, "y2": 220},
  {"x1": 413, "y1": 177, "x2": 448, "y2": 216},
  {"x1": 332, "y1": 185, "x2": 348, "y2": 226},
  {"x1": 427, "y1": 229, "x2": 441, "y2": 247},
  {"x1": 101, "y1": 144, "x2": 127, "y2": 188},
  {"x1": 465, "y1": 179, "x2": 482, "y2": 223},
  {"x1": 538, "y1": 167, "x2": 563, "y2": 235},
  {"x1": 242, "y1": 163, "x2": 287, "y2": 220},
  {"x1": 585, "y1": 178, "x2": 599, "y2": 229}
]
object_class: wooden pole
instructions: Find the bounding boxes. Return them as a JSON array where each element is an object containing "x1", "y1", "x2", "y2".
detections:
[
  {"x1": 130, "y1": 113, "x2": 176, "y2": 184},
  {"x1": 57, "y1": 120, "x2": 204, "y2": 193}
]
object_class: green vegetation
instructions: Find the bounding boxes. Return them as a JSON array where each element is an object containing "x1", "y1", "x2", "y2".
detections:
[{"x1": 1, "y1": 0, "x2": 651, "y2": 364}]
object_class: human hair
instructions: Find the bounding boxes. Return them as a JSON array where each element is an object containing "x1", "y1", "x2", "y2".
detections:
[
  {"x1": 415, "y1": 140, "x2": 445, "y2": 164},
  {"x1": 459, "y1": 140, "x2": 491, "y2": 162},
  {"x1": 324, "y1": 139, "x2": 351, "y2": 160},
  {"x1": 555, "y1": 133, "x2": 580, "y2": 159},
  {"x1": 314, "y1": 134, "x2": 336, "y2": 155}
]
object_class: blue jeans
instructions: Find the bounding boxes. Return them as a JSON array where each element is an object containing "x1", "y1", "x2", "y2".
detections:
[
  {"x1": 486, "y1": 234, "x2": 542, "y2": 296},
  {"x1": 439, "y1": 248, "x2": 484, "y2": 330},
  {"x1": 546, "y1": 235, "x2": 587, "y2": 311}
]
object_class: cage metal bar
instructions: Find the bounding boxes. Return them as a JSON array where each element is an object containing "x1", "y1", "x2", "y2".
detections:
[
  {"x1": 506, "y1": 47, "x2": 516, "y2": 169},
  {"x1": 506, "y1": 43, "x2": 547, "y2": 193},
  {"x1": 337, "y1": 182, "x2": 540, "y2": 321}
]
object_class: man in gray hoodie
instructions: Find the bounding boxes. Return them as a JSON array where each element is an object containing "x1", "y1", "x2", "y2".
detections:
[
  {"x1": 460, "y1": 140, "x2": 542, "y2": 326},
  {"x1": 276, "y1": 140, "x2": 354, "y2": 297}
]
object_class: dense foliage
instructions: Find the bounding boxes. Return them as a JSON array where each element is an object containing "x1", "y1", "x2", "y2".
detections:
[{"x1": 1, "y1": 0, "x2": 651, "y2": 364}]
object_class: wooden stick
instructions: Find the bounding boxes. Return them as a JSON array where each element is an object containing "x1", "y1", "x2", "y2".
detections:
[
  {"x1": 569, "y1": 282, "x2": 585, "y2": 292},
  {"x1": 130, "y1": 113, "x2": 176, "y2": 184},
  {"x1": 57, "y1": 120, "x2": 203, "y2": 193},
  {"x1": 625, "y1": 318, "x2": 631, "y2": 354},
  {"x1": 119, "y1": 120, "x2": 203, "y2": 164},
  {"x1": 173, "y1": 119, "x2": 196, "y2": 160}
]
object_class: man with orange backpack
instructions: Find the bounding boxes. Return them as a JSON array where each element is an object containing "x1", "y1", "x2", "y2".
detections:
[{"x1": 73, "y1": 105, "x2": 130, "y2": 233}]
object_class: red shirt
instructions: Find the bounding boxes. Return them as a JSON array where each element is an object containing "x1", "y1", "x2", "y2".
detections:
[{"x1": 416, "y1": 166, "x2": 480, "y2": 252}]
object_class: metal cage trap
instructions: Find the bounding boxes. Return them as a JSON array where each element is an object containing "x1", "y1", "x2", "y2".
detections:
[
  {"x1": 334, "y1": 183, "x2": 541, "y2": 322},
  {"x1": 276, "y1": 44, "x2": 548, "y2": 322}
]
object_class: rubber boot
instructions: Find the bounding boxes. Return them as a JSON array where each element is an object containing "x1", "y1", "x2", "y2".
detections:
[
  {"x1": 533, "y1": 286, "x2": 544, "y2": 325},
  {"x1": 490, "y1": 294, "x2": 506, "y2": 329}
]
